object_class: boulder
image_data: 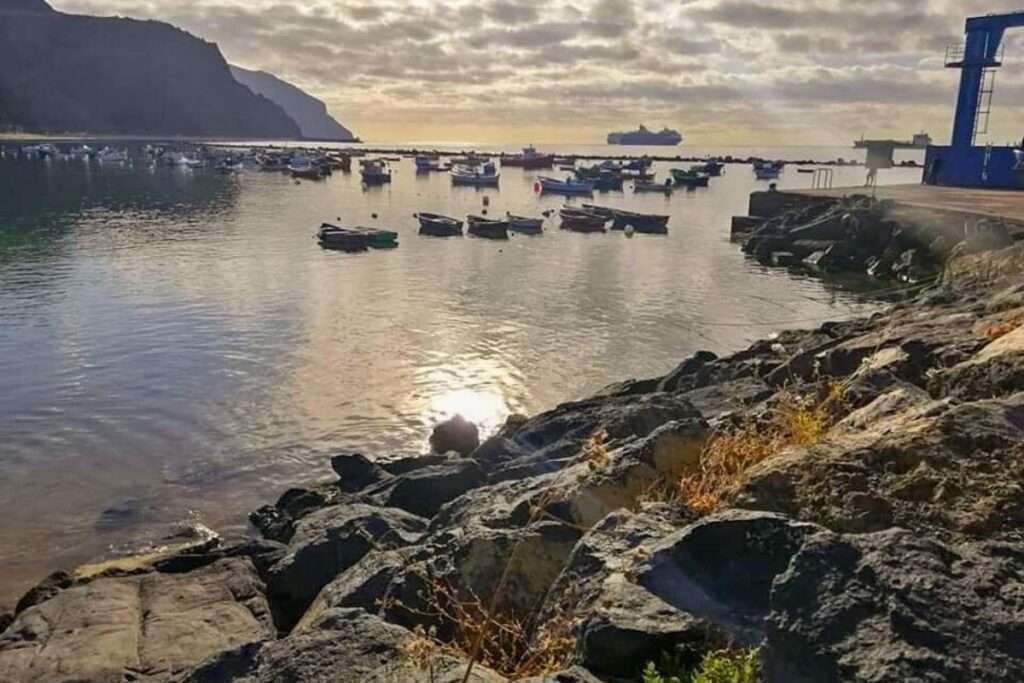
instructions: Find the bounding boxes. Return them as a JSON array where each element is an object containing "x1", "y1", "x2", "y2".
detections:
[
  {"x1": 0, "y1": 558, "x2": 273, "y2": 683},
  {"x1": 330, "y1": 451, "x2": 392, "y2": 492},
  {"x1": 366, "y1": 458, "x2": 488, "y2": 518},
  {"x1": 765, "y1": 529, "x2": 1024, "y2": 683},
  {"x1": 638, "y1": 510, "x2": 821, "y2": 645},
  {"x1": 474, "y1": 392, "x2": 702, "y2": 481},
  {"x1": 250, "y1": 485, "x2": 336, "y2": 543},
  {"x1": 381, "y1": 452, "x2": 455, "y2": 475},
  {"x1": 182, "y1": 607, "x2": 506, "y2": 682},
  {"x1": 267, "y1": 503, "x2": 427, "y2": 631},
  {"x1": 430, "y1": 415, "x2": 480, "y2": 456},
  {"x1": 733, "y1": 391, "x2": 1024, "y2": 541}
]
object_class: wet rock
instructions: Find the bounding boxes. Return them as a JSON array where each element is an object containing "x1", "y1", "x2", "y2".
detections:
[
  {"x1": 250, "y1": 486, "x2": 336, "y2": 543},
  {"x1": 14, "y1": 570, "x2": 74, "y2": 614},
  {"x1": 678, "y1": 377, "x2": 773, "y2": 421},
  {"x1": 153, "y1": 538, "x2": 286, "y2": 576},
  {"x1": 0, "y1": 558, "x2": 273, "y2": 683},
  {"x1": 765, "y1": 529, "x2": 1024, "y2": 683},
  {"x1": 381, "y1": 452, "x2": 454, "y2": 475},
  {"x1": 267, "y1": 503, "x2": 427, "y2": 631},
  {"x1": 429, "y1": 414, "x2": 480, "y2": 456},
  {"x1": 366, "y1": 458, "x2": 487, "y2": 519},
  {"x1": 330, "y1": 451, "x2": 392, "y2": 492},
  {"x1": 659, "y1": 350, "x2": 718, "y2": 392}
]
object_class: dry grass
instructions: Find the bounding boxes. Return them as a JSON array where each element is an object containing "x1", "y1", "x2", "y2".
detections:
[
  {"x1": 676, "y1": 383, "x2": 845, "y2": 516},
  {"x1": 398, "y1": 573, "x2": 577, "y2": 680},
  {"x1": 981, "y1": 314, "x2": 1024, "y2": 341},
  {"x1": 579, "y1": 426, "x2": 611, "y2": 471}
]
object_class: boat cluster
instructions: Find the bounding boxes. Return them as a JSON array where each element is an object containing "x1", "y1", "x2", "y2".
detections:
[
  {"x1": 316, "y1": 204, "x2": 671, "y2": 252},
  {"x1": 536, "y1": 156, "x2": 725, "y2": 196}
]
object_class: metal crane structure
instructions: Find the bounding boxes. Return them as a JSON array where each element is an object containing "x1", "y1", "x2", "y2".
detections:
[{"x1": 924, "y1": 11, "x2": 1024, "y2": 188}]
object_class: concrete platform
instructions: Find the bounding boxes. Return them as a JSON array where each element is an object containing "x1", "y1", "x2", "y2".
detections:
[{"x1": 794, "y1": 184, "x2": 1024, "y2": 226}]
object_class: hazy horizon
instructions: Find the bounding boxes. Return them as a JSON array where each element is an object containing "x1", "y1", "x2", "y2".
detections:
[{"x1": 43, "y1": 0, "x2": 1024, "y2": 146}]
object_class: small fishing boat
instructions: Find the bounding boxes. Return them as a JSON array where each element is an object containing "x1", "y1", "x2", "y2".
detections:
[
  {"x1": 417, "y1": 212, "x2": 463, "y2": 236},
  {"x1": 289, "y1": 156, "x2": 324, "y2": 180},
  {"x1": 692, "y1": 160, "x2": 724, "y2": 176},
  {"x1": 451, "y1": 153, "x2": 490, "y2": 166},
  {"x1": 361, "y1": 160, "x2": 391, "y2": 184},
  {"x1": 538, "y1": 176, "x2": 594, "y2": 195},
  {"x1": 670, "y1": 168, "x2": 710, "y2": 188},
  {"x1": 754, "y1": 164, "x2": 782, "y2": 180},
  {"x1": 606, "y1": 208, "x2": 670, "y2": 233},
  {"x1": 466, "y1": 215, "x2": 509, "y2": 239},
  {"x1": 68, "y1": 145, "x2": 95, "y2": 159},
  {"x1": 500, "y1": 145, "x2": 554, "y2": 169},
  {"x1": 415, "y1": 155, "x2": 443, "y2": 172},
  {"x1": 592, "y1": 173, "x2": 624, "y2": 191},
  {"x1": 507, "y1": 214, "x2": 544, "y2": 234},
  {"x1": 451, "y1": 163, "x2": 499, "y2": 187},
  {"x1": 184, "y1": 156, "x2": 205, "y2": 169},
  {"x1": 620, "y1": 168, "x2": 655, "y2": 180},
  {"x1": 97, "y1": 146, "x2": 128, "y2": 163},
  {"x1": 216, "y1": 159, "x2": 245, "y2": 174},
  {"x1": 559, "y1": 207, "x2": 607, "y2": 232},
  {"x1": 317, "y1": 224, "x2": 369, "y2": 252},
  {"x1": 633, "y1": 180, "x2": 673, "y2": 194}
]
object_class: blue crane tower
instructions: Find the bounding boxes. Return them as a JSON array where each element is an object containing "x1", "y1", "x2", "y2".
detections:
[{"x1": 925, "y1": 12, "x2": 1024, "y2": 188}]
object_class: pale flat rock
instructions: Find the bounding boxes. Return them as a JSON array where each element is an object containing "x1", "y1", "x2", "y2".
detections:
[{"x1": 0, "y1": 557, "x2": 272, "y2": 683}]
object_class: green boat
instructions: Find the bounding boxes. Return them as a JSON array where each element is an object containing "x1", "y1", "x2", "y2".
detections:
[{"x1": 671, "y1": 168, "x2": 710, "y2": 188}]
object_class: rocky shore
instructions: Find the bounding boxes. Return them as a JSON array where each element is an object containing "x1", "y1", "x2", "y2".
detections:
[{"x1": 2, "y1": 243, "x2": 1024, "y2": 682}]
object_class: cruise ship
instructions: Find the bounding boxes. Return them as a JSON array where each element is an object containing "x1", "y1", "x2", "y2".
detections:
[{"x1": 607, "y1": 125, "x2": 682, "y2": 146}]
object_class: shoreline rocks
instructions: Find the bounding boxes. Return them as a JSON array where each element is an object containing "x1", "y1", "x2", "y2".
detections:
[{"x1": 3, "y1": 243, "x2": 1024, "y2": 682}]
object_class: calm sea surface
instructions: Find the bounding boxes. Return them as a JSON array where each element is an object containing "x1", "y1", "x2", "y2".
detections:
[{"x1": 0, "y1": 143, "x2": 923, "y2": 606}]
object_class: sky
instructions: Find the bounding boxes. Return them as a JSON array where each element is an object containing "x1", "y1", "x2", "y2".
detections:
[{"x1": 50, "y1": 0, "x2": 1024, "y2": 145}]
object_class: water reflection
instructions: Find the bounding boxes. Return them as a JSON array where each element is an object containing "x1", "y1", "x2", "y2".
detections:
[{"x1": 0, "y1": 148, "x2": 921, "y2": 607}]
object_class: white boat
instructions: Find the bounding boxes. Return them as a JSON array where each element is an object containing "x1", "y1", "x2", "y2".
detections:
[
  {"x1": 97, "y1": 147, "x2": 128, "y2": 162},
  {"x1": 184, "y1": 157, "x2": 205, "y2": 168},
  {"x1": 538, "y1": 176, "x2": 593, "y2": 195},
  {"x1": 451, "y1": 162, "x2": 499, "y2": 187}
]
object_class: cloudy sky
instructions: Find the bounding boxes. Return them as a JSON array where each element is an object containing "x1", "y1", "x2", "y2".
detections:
[{"x1": 51, "y1": 0, "x2": 1024, "y2": 145}]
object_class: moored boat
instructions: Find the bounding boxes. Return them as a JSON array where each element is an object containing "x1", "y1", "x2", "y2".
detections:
[
  {"x1": 507, "y1": 214, "x2": 544, "y2": 234},
  {"x1": 500, "y1": 145, "x2": 554, "y2": 169},
  {"x1": 417, "y1": 212, "x2": 463, "y2": 236},
  {"x1": 692, "y1": 160, "x2": 724, "y2": 176},
  {"x1": 466, "y1": 215, "x2": 509, "y2": 239},
  {"x1": 415, "y1": 155, "x2": 443, "y2": 172},
  {"x1": 592, "y1": 172, "x2": 624, "y2": 191},
  {"x1": 97, "y1": 146, "x2": 128, "y2": 163},
  {"x1": 670, "y1": 168, "x2": 710, "y2": 188},
  {"x1": 316, "y1": 224, "x2": 369, "y2": 252},
  {"x1": 451, "y1": 163, "x2": 499, "y2": 187},
  {"x1": 633, "y1": 180, "x2": 673, "y2": 194},
  {"x1": 754, "y1": 163, "x2": 782, "y2": 180},
  {"x1": 538, "y1": 176, "x2": 594, "y2": 195},
  {"x1": 559, "y1": 207, "x2": 607, "y2": 232},
  {"x1": 361, "y1": 160, "x2": 391, "y2": 184},
  {"x1": 289, "y1": 156, "x2": 324, "y2": 180}
]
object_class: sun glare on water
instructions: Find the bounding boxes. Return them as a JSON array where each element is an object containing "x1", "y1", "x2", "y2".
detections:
[{"x1": 430, "y1": 388, "x2": 509, "y2": 435}]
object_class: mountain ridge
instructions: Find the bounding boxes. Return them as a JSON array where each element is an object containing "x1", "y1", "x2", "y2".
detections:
[
  {"x1": 230, "y1": 65, "x2": 355, "y2": 142},
  {"x1": 0, "y1": 3, "x2": 301, "y2": 138}
]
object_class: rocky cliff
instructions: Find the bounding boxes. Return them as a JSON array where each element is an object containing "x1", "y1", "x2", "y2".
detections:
[
  {"x1": 0, "y1": 1, "x2": 301, "y2": 138},
  {"x1": 230, "y1": 65, "x2": 355, "y2": 142},
  {"x1": 2, "y1": 241, "x2": 1024, "y2": 682}
]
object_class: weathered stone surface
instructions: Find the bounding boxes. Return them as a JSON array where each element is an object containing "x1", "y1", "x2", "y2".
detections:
[
  {"x1": 518, "y1": 667, "x2": 604, "y2": 682},
  {"x1": 183, "y1": 607, "x2": 506, "y2": 683},
  {"x1": 0, "y1": 558, "x2": 272, "y2": 683},
  {"x1": 249, "y1": 485, "x2": 337, "y2": 544},
  {"x1": 638, "y1": 510, "x2": 820, "y2": 645},
  {"x1": 365, "y1": 458, "x2": 488, "y2": 519},
  {"x1": 430, "y1": 414, "x2": 480, "y2": 456},
  {"x1": 765, "y1": 529, "x2": 1024, "y2": 683},
  {"x1": 267, "y1": 503, "x2": 427, "y2": 631},
  {"x1": 475, "y1": 392, "x2": 702, "y2": 481},
  {"x1": 330, "y1": 451, "x2": 392, "y2": 492},
  {"x1": 733, "y1": 392, "x2": 1024, "y2": 541}
]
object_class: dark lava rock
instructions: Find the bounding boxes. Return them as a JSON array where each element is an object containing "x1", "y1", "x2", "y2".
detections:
[
  {"x1": 366, "y1": 458, "x2": 487, "y2": 519},
  {"x1": 267, "y1": 503, "x2": 427, "y2": 632},
  {"x1": 249, "y1": 486, "x2": 333, "y2": 543},
  {"x1": 519, "y1": 667, "x2": 604, "y2": 682},
  {"x1": 330, "y1": 451, "x2": 392, "y2": 492},
  {"x1": 381, "y1": 452, "x2": 453, "y2": 475},
  {"x1": 638, "y1": 510, "x2": 820, "y2": 645},
  {"x1": 429, "y1": 414, "x2": 480, "y2": 456},
  {"x1": 765, "y1": 529, "x2": 1024, "y2": 683},
  {"x1": 182, "y1": 607, "x2": 506, "y2": 682},
  {"x1": 14, "y1": 570, "x2": 74, "y2": 614}
]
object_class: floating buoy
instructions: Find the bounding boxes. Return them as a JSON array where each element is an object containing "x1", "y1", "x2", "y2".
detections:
[
  {"x1": 534, "y1": 181, "x2": 541, "y2": 193},
  {"x1": 625, "y1": 226, "x2": 635, "y2": 238},
  {"x1": 482, "y1": 196, "x2": 490, "y2": 207},
  {"x1": 482, "y1": 208, "x2": 488, "y2": 215},
  {"x1": 371, "y1": 213, "x2": 378, "y2": 219}
]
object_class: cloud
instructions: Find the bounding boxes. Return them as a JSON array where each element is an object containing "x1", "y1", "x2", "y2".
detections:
[{"x1": 46, "y1": 0, "x2": 1024, "y2": 144}]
